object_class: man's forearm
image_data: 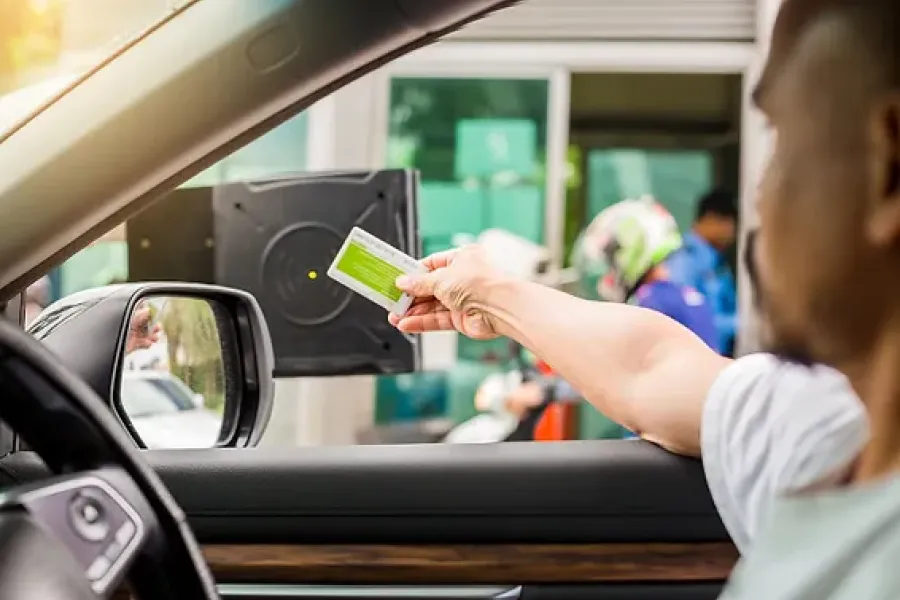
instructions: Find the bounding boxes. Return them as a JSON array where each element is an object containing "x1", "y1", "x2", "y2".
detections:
[{"x1": 477, "y1": 278, "x2": 730, "y2": 455}]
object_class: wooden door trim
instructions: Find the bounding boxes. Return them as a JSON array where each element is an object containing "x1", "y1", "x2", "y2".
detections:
[{"x1": 202, "y1": 542, "x2": 738, "y2": 584}]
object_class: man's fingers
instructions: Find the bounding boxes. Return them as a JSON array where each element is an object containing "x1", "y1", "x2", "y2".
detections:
[
  {"x1": 396, "y1": 271, "x2": 440, "y2": 298},
  {"x1": 405, "y1": 296, "x2": 436, "y2": 310},
  {"x1": 420, "y1": 249, "x2": 458, "y2": 272},
  {"x1": 395, "y1": 247, "x2": 465, "y2": 299},
  {"x1": 389, "y1": 300, "x2": 445, "y2": 327},
  {"x1": 395, "y1": 310, "x2": 455, "y2": 333},
  {"x1": 406, "y1": 299, "x2": 445, "y2": 317}
]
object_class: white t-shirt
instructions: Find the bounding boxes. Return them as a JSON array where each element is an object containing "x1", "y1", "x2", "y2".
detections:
[
  {"x1": 720, "y1": 472, "x2": 900, "y2": 599},
  {"x1": 700, "y1": 353, "x2": 869, "y2": 553}
]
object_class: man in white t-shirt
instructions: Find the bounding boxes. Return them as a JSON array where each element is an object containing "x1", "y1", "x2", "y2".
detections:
[{"x1": 389, "y1": 2, "x2": 900, "y2": 594}]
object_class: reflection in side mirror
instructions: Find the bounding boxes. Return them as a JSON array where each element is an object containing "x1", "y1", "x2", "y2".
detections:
[
  {"x1": 118, "y1": 295, "x2": 227, "y2": 449},
  {"x1": 31, "y1": 281, "x2": 274, "y2": 448}
]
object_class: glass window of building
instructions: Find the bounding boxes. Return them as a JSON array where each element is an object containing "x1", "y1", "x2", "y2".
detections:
[{"x1": 380, "y1": 76, "x2": 550, "y2": 434}]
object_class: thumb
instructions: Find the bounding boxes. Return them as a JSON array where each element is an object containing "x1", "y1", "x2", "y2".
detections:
[{"x1": 396, "y1": 272, "x2": 440, "y2": 298}]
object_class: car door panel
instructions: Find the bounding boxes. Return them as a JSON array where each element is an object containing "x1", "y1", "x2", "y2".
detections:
[
  {"x1": 0, "y1": 441, "x2": 725, "y2": 543},
  {"x1": 0, "y1": 440, "x2": 736, "y2": 595},
  {"x1": 202, "y1": 541, "x2": 735, "y2": 584}
]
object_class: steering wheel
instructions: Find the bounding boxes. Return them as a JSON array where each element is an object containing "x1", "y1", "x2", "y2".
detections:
[{"x1": 0, "y1": 318, "x2": 217, "y2": 598}]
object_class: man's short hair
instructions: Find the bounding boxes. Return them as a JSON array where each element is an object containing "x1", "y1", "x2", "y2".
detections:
[
  {"x1": 696, "y1": 189, "x2": 738, "y2": 221},
  {"x1": 755, "y1": 0, "x2": 900, "y2": 107}
]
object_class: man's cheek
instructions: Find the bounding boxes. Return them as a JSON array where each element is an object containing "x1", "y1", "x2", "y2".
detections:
[
  {"x1": 755, "y1": 232, "x2": 776, "y2": 289},
  {"x1": 755, "y1": 189, "x2": 779, "y2": 239},
  {"x1": 757, "y1": 220, "x2": 798, "y2": 302},
  {"x1": 755, "y1": 153, "x2": 783, "y2": 221}
]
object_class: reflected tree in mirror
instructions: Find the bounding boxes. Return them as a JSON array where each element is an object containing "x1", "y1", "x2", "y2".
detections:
[
  {"x1": 120, "y1": 295, "x2": 227, "y2": 449},
  {"x1": 159, "y1": 297, "x2": 226, "y2": 412}
]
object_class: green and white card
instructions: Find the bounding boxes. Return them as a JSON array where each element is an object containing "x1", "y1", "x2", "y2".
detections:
[{"x1": 327, "y1": 227, "x2": 425, "y2": 314}]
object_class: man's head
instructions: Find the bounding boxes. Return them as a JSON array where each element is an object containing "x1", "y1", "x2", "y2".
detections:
[
  {"x1": 694, "y1": 189, "x2": 738, "y2": 251},
  {"x1": 751, "y1": 0, "x2": 900, "y2": 369}
]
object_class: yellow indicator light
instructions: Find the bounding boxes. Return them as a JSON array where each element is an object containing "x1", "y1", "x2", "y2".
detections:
[{"x1": 307, "y1": 270, "x2": 318, "y2": 280}]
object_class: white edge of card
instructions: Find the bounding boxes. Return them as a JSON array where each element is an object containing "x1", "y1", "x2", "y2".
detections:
[
  {"x1": 349, "y1": 227, "x2": 425, "y2": 272},
  {"x1": 326, "y1": 228, "x2": 423, "y2": 315},
  {"x1": 327, "y1": 229, "x2": 355, "y2": 274}
]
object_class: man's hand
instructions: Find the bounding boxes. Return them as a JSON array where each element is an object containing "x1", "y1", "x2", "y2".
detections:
[
  {"x1": 125, "y1": 306, "x2": 161, "y2": 354},
  {"x1": 388, "y1": 245, "x2": 505, "y2": 340}
]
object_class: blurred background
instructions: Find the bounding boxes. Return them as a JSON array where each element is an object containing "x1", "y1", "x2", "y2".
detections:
[{"x1": 1, "y1": 0, "x2": 777, "y2": 448}]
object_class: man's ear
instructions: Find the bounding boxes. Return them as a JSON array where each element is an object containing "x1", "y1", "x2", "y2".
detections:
[{"x1": 866, "y1": 95, "x2": 900, "y2": 247}]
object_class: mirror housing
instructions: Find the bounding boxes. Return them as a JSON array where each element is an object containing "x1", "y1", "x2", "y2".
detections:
[{"x1": 28, "y1": 282, "x2": 274, "y2": 448}]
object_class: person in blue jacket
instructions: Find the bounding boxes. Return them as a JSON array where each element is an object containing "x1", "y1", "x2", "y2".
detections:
[
  {"x1": 573, "y1": 195, "x2": 720, "y2": 352},
  {"x1": 665, "y1": 189, "x2": 739, "y2": 356}
]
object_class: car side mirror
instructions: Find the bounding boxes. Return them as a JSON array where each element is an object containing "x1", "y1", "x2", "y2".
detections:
[{"x1": 28, "y1": 282, "x2": 274, "y2": 449}]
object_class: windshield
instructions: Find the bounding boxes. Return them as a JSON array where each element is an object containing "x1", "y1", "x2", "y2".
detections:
[
  {"x1": 120, "y1": 376, "x2": 192, "y2": 418},
  {"x1": 0, "y1": 0, "x2": 188, "y2": 136}
]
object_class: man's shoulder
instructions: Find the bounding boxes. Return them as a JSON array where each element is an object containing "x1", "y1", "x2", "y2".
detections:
[
  {"x1": 709, "y1": 355, "x2": 866, "y2": 447},
  {"x1": 712, "y1": 354, "x2": 856, "y2": 403},
  {"x1": 701, "y1": 354, "x2": 869, "y2": 550}
]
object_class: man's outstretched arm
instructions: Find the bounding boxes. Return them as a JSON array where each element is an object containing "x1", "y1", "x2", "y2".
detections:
[{"x1": 479, "y1": 278, "x2": 731, "y2": 456}]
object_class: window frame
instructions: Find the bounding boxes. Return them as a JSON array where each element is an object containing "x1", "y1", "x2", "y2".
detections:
[
  {"x1": 372, "y1": 63, "x2": 569, "y2": 272},
  {"x1": 372, "y1": 39, "x2": 756, "y2": 278}
]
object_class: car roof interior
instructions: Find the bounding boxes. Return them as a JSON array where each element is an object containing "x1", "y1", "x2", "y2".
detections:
[{"x1": 0, "y1": 0, "x2": 514, "y2": 301}]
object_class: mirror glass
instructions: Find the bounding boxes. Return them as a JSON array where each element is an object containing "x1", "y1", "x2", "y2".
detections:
[{"x1": 118, "y1": 295, "x2": 228, "y2": 449}]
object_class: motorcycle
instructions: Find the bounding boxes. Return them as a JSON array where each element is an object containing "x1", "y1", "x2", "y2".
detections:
[{"x1": 442, "y1": 340, "x2": 556, "y2": 444}]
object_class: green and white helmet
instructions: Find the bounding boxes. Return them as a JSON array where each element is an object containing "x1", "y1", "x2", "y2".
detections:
[{"x1": 571, "y1": 196, "x2": 682, "y2": 303}]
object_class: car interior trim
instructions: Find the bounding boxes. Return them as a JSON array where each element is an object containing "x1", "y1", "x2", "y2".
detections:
[
  {"x1": 0, "y1": 443, "x2": 733, "y2": 543},
  {"x1": 200, "y1": 542, "x2": 737, "y2": 585}
]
